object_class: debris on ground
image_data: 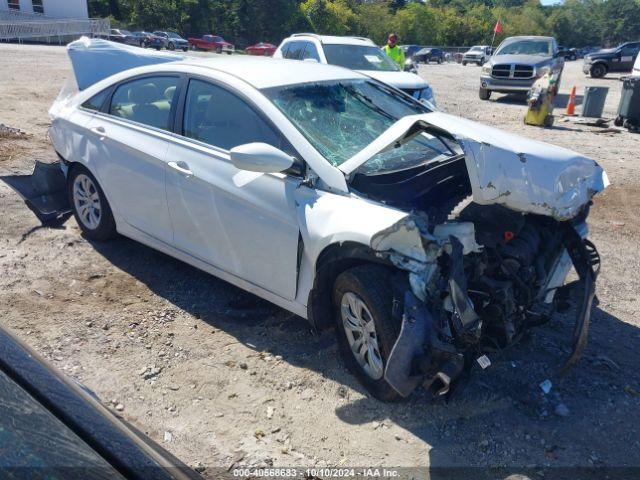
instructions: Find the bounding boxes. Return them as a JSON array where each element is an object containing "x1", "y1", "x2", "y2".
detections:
[{"x1": 0, "y1": 123, "x2": 28, "y2": 139}]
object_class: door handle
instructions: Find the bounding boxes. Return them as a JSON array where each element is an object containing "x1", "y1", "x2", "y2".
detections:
[
  {"x1": 90, "y1": 126, "x2": 106, "y2": 139},
  {"x1": 168, "y1": 161, "x2": 193, "y2": 177}
]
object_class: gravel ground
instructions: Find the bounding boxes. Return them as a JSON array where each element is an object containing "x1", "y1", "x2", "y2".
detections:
[{"x1": 1, "y1": 44, "x2": 640, "y2": 478}]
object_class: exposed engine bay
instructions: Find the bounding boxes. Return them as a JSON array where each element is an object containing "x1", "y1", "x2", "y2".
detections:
[{"x1": 355, "y1": 151, "x2": 601, "y2": 398}]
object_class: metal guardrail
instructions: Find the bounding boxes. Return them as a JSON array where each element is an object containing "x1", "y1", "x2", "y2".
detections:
[{"x1": 0, "y1": 10, "x2": 109, "y2": 41}]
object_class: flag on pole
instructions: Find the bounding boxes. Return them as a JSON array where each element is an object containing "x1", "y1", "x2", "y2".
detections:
[{"x1": 494, "y1": 18, "x2": 503, "y2": 34}]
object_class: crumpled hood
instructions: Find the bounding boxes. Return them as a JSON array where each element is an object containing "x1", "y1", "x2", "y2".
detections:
[
  {"x1": 340, "y1": 111, "x2": 609, "y2": 221},
  {"x1": 359, "y1": 70, "x2": 429, "y2": 90}
]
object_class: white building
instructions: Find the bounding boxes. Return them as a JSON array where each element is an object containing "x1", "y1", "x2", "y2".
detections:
[{"x1": 0, "y1": 0, "x2": 89, "y2": 19}]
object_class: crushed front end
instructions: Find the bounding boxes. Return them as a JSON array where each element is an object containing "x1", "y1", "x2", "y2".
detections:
[
  {"x1": 371, "y1": 205, "x2": 600, "y2": 398},
  {"x1": 346, "y1": 112, "x2": 608, "y2": 399}
]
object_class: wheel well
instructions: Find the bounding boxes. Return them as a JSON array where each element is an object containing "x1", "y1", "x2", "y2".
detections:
[
  {"x1": 592, "y1": 61, "x2": 608, "y2": 71},
  {"x1": 307, "y1": 241, "x2": 393, "y2": 331}
]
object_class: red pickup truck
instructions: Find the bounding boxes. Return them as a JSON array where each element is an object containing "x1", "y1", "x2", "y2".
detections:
[{"x1": 187, "y1": 35, "x2": 235, "y2": 54}]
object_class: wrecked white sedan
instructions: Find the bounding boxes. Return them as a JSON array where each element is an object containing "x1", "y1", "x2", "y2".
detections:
[{"x1": 42, "y1": 41, "x2": 608, "y2": 401}]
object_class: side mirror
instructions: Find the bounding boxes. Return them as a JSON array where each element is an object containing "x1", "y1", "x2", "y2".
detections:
[{"x1": 229, "y1": 142, "x2": 294, "y2": 173}]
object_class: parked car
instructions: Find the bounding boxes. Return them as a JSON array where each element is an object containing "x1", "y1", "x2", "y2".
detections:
[
  {"x1": 108, "y1": 29, "x2": 136, "y2": 45},
  {"x1": 462, "y1": 45, "x2": 492, "y2": 65},
  {"x1": 0, "y1": 325, "x2": 200, "y2": 479},
  {"x1": 131, "y1": 31, "x2": 163, "y2": 49},
  {"x1": 274, "y1": 34, "x2": 436, "y2": 106},
  {"x1": 583, "y1": 41, "x2": 640, "y2": 78},
  {"x1": 42, "y1": 40, "x2": 607, "y2": 401},
  {"x1": 188, "y1": 34, "x2": 235, "y2": 54},
  {"x1": 245, "y1": 42, "x2": 277, "y2": 56},
  {"x1": 413, "y1": 47, "x2": 445, "y2": 64},
  {"x1": 400, "y1": 44, "x2": 424, "y2": 59},
  {"x1": 153, "y1": 31, "x2": 190, "y2": 52},
  {"x1": 558, "y1": 47, "x2": 578, "y2": 61},
  {"x1": 480, "y1": 36, "x2": 564, "y2": 100}
]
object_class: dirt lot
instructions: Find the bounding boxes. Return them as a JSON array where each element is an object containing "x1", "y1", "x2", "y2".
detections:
[{"x1": 1, "y1": 44, "x2": 640, "y2": 478}]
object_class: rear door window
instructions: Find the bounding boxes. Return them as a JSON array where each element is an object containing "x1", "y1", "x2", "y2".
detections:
[
  {"x1": 302, "y1": 42, "x2": 321, "y2": 61},
  {"x1": 81, "y1": 88, "x2": 110, "y2": 112},
  {"x1": 109, "y1": 76, "x2": 180, "y2": 131},
  {"x1": 283, "y1": 41, "x2": 305, "y2": 60}
]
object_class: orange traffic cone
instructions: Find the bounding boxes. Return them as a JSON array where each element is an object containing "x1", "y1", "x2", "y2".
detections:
[{"x1": 566, "y1": 86, "x2": 576, "y2": 115}]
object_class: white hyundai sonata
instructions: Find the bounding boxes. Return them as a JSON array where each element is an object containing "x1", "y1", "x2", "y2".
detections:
[{"x1": 46, "y1": 40, "x2": 608, "y2": 400}]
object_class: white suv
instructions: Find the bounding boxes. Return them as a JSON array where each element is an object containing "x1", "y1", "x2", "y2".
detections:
[{"x1": 274, "y1": 34, "x2": 436, "y2": 107}]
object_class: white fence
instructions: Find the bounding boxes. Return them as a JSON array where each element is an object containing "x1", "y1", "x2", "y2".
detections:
[{"x1": 0, "y1": 9, "x2": 109, "y2": 42}]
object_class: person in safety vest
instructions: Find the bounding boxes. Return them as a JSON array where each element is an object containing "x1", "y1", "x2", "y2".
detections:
[{"x1": 382, "y1": 33, "x2": 405, "y2": 69}]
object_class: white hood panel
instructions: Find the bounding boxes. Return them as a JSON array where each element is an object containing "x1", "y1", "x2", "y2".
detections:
[{"x1": 341, "y1": 112, "x2": 609, "y2": 221}]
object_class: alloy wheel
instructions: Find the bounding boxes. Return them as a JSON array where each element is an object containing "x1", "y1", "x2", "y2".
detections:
[
  {"x1": 340, "y1": 292, "x2": 384, "y2": 380},
  {"x1": 73, "y1": 173, "x2": 102, "y2": 230}
]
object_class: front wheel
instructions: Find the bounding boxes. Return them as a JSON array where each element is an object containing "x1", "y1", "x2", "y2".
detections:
[
  {"x1": 437, "y1": 57, "x2": 443, "y2": 64},
  {"x1": 479, "y1": 87, "x2": 491, "y2": 100},
  {"x1": 167, "y1": 42, "x2": 175, "y2": 50},
  {"x1": 215, "y1": 46, "x2": 222, "y2": 54},
  {"x1": 614, "y1": 115, "x2": 624, "y2": 127},
  {"x1": 68, "y1": 165, "x2": 117, "y2": 241},
  {"x1": 333, "y1": 265, "x2": 402, "y2": 401},
  {"x1": 462, "y1": 61, "x2": 467, "y2": 66},
  {"x1": 590, "y1": 63, "x2": 607, "y2": 78}
]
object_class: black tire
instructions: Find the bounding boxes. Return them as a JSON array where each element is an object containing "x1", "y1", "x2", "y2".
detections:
[
  {"x1": 614, "y1": 115, "x2": 624, "y2": 127},
  {"x1": 590, "y1": 63, "x2": 607, "y2": 78},
  {"x1": 544, "y1": 115, "x2": 554, "y2": 128},
  {"x1": 182, "y1": 47, "x2": 188, "y2": 52},
  {"x1": 437, "y1": 57, "x2": 443, "y2": 64},
  {"x1": 462, "y1": 61, "x2": 467, "y2": 66},
  {"x1": 333, "y1": 265, "x2": 402, "y2": 402},
  {"x1": 168, "y1": 42, "x2": 175, "y2": 51},
  {"x1": 67, "y1": 164, "x2": 117, "y2": 241},
  {"x1": 215, "y1": 46, "x2": 222, "y2": 54},
  {"x1": 479, "y1": 87, "x2": 491, "y2": 100}
]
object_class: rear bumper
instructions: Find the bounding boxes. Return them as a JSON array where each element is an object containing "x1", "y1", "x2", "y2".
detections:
[{"x1": 480, "y1": 75, "x2": 536, "y2": 92}]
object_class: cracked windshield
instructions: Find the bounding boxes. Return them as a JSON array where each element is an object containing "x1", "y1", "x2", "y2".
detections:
[{"x1": 267, "y1": 80, "x2": 457, "y2": 174}]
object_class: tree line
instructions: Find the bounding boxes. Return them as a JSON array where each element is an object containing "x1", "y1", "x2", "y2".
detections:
[{"x1": 89, "y1": 0, "x2": 640, "y2": 49}]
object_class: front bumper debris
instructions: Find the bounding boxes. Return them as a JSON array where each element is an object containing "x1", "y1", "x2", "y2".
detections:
[{"x1": 383, "y1": 224, "x2": 601, "y2": 398}]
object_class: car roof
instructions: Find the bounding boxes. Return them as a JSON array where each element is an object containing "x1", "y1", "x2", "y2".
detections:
[
  {"x1": 176, "y1": 55, "x2": 363, "y2": 89},
  {"x1": 288, "y1": 34, "x2": 375, "y2": 46}
]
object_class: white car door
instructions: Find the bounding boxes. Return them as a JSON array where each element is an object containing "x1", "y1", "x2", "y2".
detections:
[
  {"x1": 165, "y1": 78, "x2": 301, "y2": 300},
  {"x1": 87, "y1": 75, "x2": 181, "y2": 244}
]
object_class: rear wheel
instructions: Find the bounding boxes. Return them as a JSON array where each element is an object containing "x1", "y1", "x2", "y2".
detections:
[
  {"x1": 590, "y1": 63, "x2": 607, "y2": 78},
  {"x1": 614, "y1": 115, "x2": 624, "y2": 127},
  {"x1": 462, "y1": 61, "x2": 467, "y2": 66},
  {"x1": 333, "y1": 265, "x2": 402, "y2": 402},
  {"x1": 479, "y1": 87, "x2": 491, "y2": 100},
  {"x1": 68, "y1": 165, "x2": 116, "y2": 241},
  {"x1": 215, "y1": 46, "x2": 222, "y2": 54},
  {"x1": 167, "y1": 42, "x2": 175, "y2": 50}
]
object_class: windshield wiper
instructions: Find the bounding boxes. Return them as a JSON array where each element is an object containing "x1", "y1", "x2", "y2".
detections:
[{"x1": 343, "y1": 85, "x2": 396, "y2": 122}]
